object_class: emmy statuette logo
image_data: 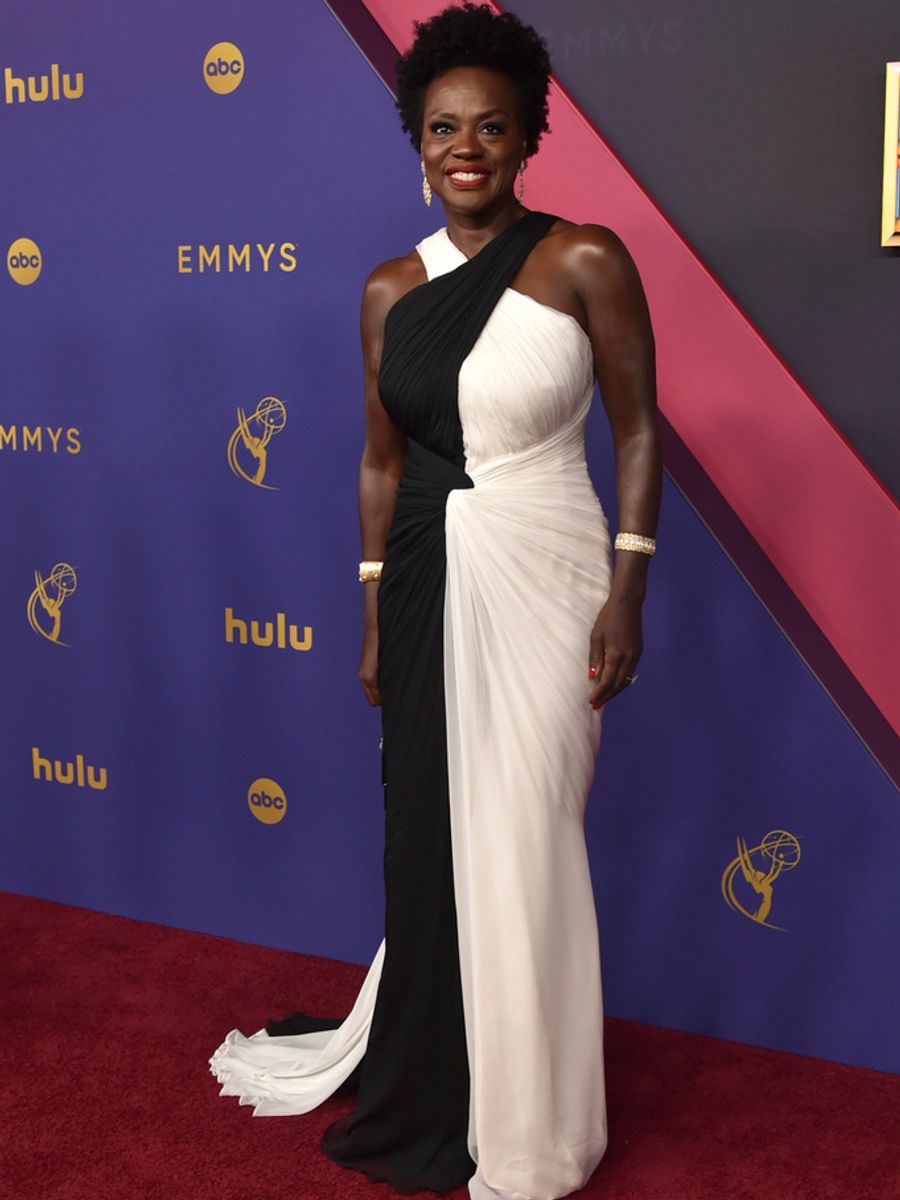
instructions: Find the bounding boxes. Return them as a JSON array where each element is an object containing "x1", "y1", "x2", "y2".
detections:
[
  {"x1": 203, "y1": 42, "x2": 244, "y2": 94},
  {"x1": 27, "y1": 562, "x2": 77, "y2": 645},
  {"x1": 248, "y1": 777, "x2": 287, "y2": 825},
  {"x1": 3, "y1": 64, "x2": 83, "y2": 105},
  {"x1": 32, "y1": 746, "x2": 107, "y2": 790},
  {"x1": 721, "y1": 829, "x2": 802, "y2": 932},
  {"x1": 227, "y1": 396, "x2": 287, "y2": 488},
  {"x1": 7, "y1": 238, "x2": 41, "y2": 285}
]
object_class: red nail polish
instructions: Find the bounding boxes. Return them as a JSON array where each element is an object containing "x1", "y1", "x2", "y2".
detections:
[{"x1": 588, "y1": 666, "x2": 597, "y2": 678}]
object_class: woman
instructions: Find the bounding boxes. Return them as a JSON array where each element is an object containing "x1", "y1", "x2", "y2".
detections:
[{"x1": 210, "y1": 5, "x2": 662, "y2": 1199}]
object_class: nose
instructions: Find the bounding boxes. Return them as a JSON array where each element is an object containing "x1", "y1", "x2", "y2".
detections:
[{"x1": 451, "y1": 124, "x2": 483, "y2": 156}]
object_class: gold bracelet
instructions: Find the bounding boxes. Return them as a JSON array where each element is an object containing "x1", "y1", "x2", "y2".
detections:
[
  {"x1": 614, "y1": 532, "x2": 656, "y2": 555},
  {"x1": 359, "y1": 560, "x2": 384, "y2": 582}
]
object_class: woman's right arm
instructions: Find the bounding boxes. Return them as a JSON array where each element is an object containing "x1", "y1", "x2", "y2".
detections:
[{"x1": 358, "y1": 261, "x2": 410, "y2": 707}]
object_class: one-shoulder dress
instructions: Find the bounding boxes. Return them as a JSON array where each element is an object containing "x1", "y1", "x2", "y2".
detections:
[{"x1": 209, "y1": 210, "x2": 613, "y2": 1200}]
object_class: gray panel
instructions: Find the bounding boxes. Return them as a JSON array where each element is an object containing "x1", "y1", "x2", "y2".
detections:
[{"x1": 509, "y1": 0, "x2": 900, "y2": 496}]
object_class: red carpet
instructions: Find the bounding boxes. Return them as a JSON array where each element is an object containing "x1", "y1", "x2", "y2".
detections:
[{"x1": 1, "y1": 891, "x2": 896, "y2": 1200}]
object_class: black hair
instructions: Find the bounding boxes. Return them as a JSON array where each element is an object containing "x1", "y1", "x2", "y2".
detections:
[{"x1": 394, "y1": 2, "x2": 552, "y2": 159}]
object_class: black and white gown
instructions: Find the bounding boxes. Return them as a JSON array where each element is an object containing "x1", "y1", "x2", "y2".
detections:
[{"x1": 209, "y1": 210, "x2": 613, "y2": 1200}]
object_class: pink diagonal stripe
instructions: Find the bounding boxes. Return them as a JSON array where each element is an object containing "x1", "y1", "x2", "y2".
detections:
[{"x1": 360, "y1": 0, "x2": 900, "y2": 735}]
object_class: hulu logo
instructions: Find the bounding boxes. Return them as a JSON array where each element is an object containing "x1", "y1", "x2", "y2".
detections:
[
  {"x1": 224, "y1": 607, "x2": 312, "y2": 651},
  {"x1": 4, "y1": 64, "x2": 84, "y2": 104},
  {"x1": 32, "y1": 746, "x2": 107, "y2": 790}
]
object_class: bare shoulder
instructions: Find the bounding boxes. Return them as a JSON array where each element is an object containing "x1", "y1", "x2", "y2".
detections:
[
  {"x1": 361, "y1": 249, "x2": 428, "y2": 331},
  {"x1": 540, "y1": 218, "x2": 652, "y2": 343},
  {"x1": 546, "y1": 218, "x2": 639, "y2": 280}
]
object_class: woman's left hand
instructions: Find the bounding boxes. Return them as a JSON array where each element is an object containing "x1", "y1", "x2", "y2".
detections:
[{"x1": 587, "y1": 593, "x2": 644, "y2": 708}]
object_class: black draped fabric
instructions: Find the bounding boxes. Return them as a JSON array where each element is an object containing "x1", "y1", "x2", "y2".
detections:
[
  {"x1": 377, "y1": 211, "x2": 558, "y2": 469},
  {"x1": 274, "y1": 211, "x2": 559, "y2": 1195}
]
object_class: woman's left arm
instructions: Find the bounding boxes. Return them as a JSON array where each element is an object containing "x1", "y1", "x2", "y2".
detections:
[{"x1": 573, "y1": 224, "x2": 663, "y2": 709}]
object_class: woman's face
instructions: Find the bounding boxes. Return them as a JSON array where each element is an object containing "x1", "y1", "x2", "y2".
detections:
[{"x1": 420, "y1": 66, "x2": 528, "y2": 216}]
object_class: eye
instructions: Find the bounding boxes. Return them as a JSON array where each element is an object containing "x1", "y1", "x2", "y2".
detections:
[{"x1": 427, "y1": 121, "x2": 506, "y2": 135}]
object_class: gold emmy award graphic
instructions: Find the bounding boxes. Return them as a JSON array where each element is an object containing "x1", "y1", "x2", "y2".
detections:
[
  {"x1": 227, "y1": 396, "x2": 287, "y2": 489},
  {"x1": 26, "y1": 561, "x2": 77, "y2": 645},
  {"x1": 720, "y1": 829, "x2": 802, "y2": 932}
]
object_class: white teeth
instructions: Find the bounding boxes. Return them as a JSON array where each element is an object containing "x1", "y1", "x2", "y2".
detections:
[{"x1": 451, "y1": 172, "x2": 487, "y2": 181}]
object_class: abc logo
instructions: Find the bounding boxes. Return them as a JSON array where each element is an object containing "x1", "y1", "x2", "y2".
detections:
[
  {"x1": 7, "y1": 238, "x2": 41, "y2": 285},
  {"x1": 203, "y1": 41, "x2": 244, "y2": 95},
  {"x1": 247, "y1": 777, "x2": 287, "y2": 825}
]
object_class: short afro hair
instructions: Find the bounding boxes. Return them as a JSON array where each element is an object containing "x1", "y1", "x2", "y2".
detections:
[{"x1": 394, "y1": 2, "x2": 552, "y2": 160}]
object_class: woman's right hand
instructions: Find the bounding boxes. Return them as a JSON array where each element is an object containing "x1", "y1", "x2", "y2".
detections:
[{"x1": 359, "y1": 623, "x2": 380, "y2": 707}]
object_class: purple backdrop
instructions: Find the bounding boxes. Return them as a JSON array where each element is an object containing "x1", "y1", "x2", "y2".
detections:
[{"x1": 1, "y1": 0, "x2": 897, "y2": 1076}]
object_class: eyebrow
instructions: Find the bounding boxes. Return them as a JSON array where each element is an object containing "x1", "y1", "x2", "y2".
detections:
[{"x1": 426, "y1": 108, "x2": 511, "y2": 119}]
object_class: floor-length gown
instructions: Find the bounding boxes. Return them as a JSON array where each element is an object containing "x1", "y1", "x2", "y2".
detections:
[{"x1": 209, "y1": 210, "x2": 613, "y2": 1200}]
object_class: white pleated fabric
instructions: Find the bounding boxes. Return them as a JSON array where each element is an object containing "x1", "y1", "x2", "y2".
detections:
[
  {"x1": 434, "y1": 228, "x2": 612, "y2": 1200},
  {"x1": 209, "y1": 224, "x2": 612, "y2": 1199},
  {"x1": 209, "y1": 940, "x2": 384, "y2": 1114}
]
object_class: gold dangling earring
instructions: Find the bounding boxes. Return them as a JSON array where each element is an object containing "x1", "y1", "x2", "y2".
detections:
[
  {"x1": 421, "y1": 158, "x2": 432, "y2": 207},
  {"x1": 516, "y1": 159, "x2": 526, "y2": 202}
]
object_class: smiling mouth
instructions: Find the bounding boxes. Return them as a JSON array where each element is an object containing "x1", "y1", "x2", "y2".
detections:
[{"x1": 447, "y1": 170, "x2": 490, "y2": 186}]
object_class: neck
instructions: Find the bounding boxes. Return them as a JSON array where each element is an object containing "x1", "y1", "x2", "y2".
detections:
[{"x1": 443, "y1": 202, "x2": 531, "y2": 260}]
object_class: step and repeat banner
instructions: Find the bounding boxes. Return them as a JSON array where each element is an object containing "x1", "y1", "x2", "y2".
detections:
[{"x1": 2, "y1": 0, "x2": 897, "y2": 1075}]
